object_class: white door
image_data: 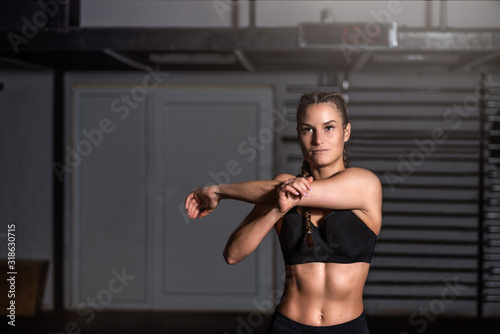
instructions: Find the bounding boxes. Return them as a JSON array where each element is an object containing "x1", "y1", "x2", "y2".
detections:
[
  {"x1": 150, "y1": 86, "x2": 274, "y2": 310},
  {"x1": 67, "y1": 80, "x2": 275, "y2": 311}
]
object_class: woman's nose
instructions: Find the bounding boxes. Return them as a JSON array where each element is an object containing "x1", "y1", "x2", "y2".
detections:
[{"x1": 312, "y1": 131, "x2": 323, "y2": 145}]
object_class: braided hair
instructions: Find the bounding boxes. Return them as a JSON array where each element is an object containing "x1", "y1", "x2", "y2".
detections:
[{"x1": 296, "y1": 91, "x2": 350, "y2": 247}]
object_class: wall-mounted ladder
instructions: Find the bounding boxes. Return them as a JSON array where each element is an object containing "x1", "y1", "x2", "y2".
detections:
[{"x1": 481, "y1": 73, "x2": 500, "y2": 316}]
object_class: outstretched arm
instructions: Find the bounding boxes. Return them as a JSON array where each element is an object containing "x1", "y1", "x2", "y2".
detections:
[{"x1": 184, "y1": 177, "x2": 312, "y2": 219}]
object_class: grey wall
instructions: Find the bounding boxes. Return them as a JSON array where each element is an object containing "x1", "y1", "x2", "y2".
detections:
[
  {"x1": 0, "y1": 70, "x2": 54, "y2": 309},
  {"x1": 80, "y1": 0, "x2": 500, "y2": 29},
  {"x1": 63, "y1": 71, "x2": 321, "y2": 312},
  {"x1": 2, "y1": 67, "x2": 499, "y2": 316}
]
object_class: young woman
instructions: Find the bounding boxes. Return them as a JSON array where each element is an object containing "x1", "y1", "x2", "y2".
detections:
[{"x1": 185, "y1": 92, "x2": 382, "y2": 334}]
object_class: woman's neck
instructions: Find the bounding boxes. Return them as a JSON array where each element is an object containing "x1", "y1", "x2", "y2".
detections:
[{"x1": 311, "y1": 162, "x2": 345, "y2": 180}]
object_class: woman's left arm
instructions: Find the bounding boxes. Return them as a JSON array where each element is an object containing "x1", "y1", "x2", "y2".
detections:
[{"x1": 293, "y1": 167, "x2": 383, "y2": 213}]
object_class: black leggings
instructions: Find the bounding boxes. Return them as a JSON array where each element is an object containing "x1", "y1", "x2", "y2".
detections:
[{"x1": 266, "y1": 307, "x2": 370, "y2": 334}]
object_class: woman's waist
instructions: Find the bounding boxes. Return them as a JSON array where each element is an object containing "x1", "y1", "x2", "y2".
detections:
[
  {"x1": 281, "y1": 282, "x2": 363, "y2": 306},
  {"x1": 277, "y1": 294, "x2": 365, "y2": 327}
]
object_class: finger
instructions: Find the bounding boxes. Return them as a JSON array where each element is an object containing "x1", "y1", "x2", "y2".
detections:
[
  {"x1": 189, "y1": 200, "x2": 199, "y2": 216},
  {"x1": 188, "y1": 199, "x2": 201, "y2": 218},
  {"x1": 297, "y1": 181, "x2": 311, "y2": 195},
  {"x1": 298, "y1": 177, "x2": 313, "y2": 190},
  {"x1": 199, "y1": 209, "x2": 211, "y2": 219},
  {"x1": 298, "y1": 177, "x2": 312, "y2": 191},
  {"x1": 192, "y1": 204, "x2": 202, "y2": 219},
  {"x1": 284, "y1": 185, "x2": 300, "y2": 196},
  {"x1": 307, "y1": 176, "x2": 314, "y2": 185},
  {"x1": 279, "y1": 183, "x2": 289, "y2": 194},
  {"x1": 191, "y1": 209, "x2": 198, "y2": 220},
  {"x1": 184, "y1": 192, "x2": 193, "y2": 209},
  {"x1": 191, "y1": 202, "x2": 204, "y2": 219},
  {"x1": 188, "y1": 203, "x2": 195, "y2": 218},
  {"x1": 187, "y1": 197, "x2": 196, "y2": 217},
  {"x1": 287, "y1": 178, "x2": 310, "y2": 194},
  {"x1": 279, "y1": 182, "x2": 293, "y2": 194},
  {"x1": 306, "y1": 177, "x2": 313, "y2": 189},
  {"x1": 185, "y1": 192, "x2": 194, "y2": 210},
  {"x1": 304, "y1": 179, "x2": 312, "y2": 192},
  {"x1": 188, "y1": 205, "x2": 195, "y2": 219},
  {"x1": 282, "y1": 181, "x2": 305, "y2": 196},
  {"x1": 190, "y1": 195, "x2": 203, "y2": 211},
  {"x1": 289, "y1": 181, "x2": 309, "y2": 196}
]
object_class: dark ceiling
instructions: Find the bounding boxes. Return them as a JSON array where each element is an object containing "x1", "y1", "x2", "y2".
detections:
[
  {"x1": 0, "y1": 1, "x2": 499, "y2": 73},
  {"x1": 0, "y1": 27, "x2": 499, "y2": 73}
]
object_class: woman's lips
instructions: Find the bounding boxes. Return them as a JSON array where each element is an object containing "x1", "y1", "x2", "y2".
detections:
[{"x1": 312, "y1": 149, "x2": 328, "y2": 154}]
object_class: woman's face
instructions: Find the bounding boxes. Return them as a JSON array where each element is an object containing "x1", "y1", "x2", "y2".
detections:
[{"x1": 297, "y1": 103, "x2": 350, "y2": 169}]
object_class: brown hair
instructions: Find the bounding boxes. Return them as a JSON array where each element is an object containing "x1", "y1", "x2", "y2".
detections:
[{"x1": 296, "y1": 91, "x2": 350, "y2": 247}]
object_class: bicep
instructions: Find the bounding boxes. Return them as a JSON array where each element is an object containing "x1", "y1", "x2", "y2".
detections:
[{"x1": 298, "y1": 167, "x2": 382, "y2": 212}]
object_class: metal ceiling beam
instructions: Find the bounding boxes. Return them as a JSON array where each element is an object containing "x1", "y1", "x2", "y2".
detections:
[
  {"x1": 398, "y1": 29, "x2": 500, "y2": 50},
  {"x1": 0, "y1": 27, "x2": 297, "y2": 53},
  {"x1": 451, "y1": 52, "x2": 500, "y2": 72},
  {"x1": 1, "y1": 27, "x2": 500, "y2": 54}
]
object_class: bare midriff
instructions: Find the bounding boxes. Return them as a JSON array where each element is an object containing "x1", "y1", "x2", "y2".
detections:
[{"x1": 277, "y1": 262, "x2": 370, "y2": 327}]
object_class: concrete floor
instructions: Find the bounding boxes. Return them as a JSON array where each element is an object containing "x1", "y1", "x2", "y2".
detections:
[{"x1": 3, "y1": 311, "x2": 500, "y2": 334}]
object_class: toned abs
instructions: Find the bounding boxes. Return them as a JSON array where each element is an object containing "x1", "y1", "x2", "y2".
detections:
[{"x1": 278, "y1": 262, "x2": 370, "y2": 326}]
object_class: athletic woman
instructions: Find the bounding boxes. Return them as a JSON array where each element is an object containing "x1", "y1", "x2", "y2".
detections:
[{"x1": 185, "y1": 92, "x2": 382, "y2": 333}]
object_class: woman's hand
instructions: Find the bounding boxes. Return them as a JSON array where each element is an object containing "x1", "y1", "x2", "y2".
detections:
[
  {"x1": 185, "y1": 185, "x2": 221, "y2": 219},
  {"x1": 277, "y1": 176, "x2": 313, "y2": 214}
]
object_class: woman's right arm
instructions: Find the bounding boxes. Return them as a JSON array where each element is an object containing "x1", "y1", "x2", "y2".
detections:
[
  {"x1": 222, "y1": 203, "x2": 284, "y2": 264},
  {"x1": 222, "y1": 174, "x2": 311, "y2": 264}
]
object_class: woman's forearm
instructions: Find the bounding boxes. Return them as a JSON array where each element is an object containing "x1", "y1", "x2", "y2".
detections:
[
  {"x1": 215, "y1": 180, "x2": 281, "y2": 204},
  {"x1": 223, "y1": 205, "x2": 284, "y2": 264}
]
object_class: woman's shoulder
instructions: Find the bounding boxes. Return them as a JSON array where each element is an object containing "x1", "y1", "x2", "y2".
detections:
[
  {"x1": 339, "y1": 167, "x2": 379, "y2": 181},
  {"x1": 338, "y1": 168, "x2": 382, "y2": 229},
  {"x1": 335, "y1": 167, "x2": 382, "y2": 194}
]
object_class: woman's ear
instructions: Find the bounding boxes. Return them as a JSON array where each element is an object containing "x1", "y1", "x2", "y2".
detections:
[{"x1": 344, "y1": 123, "x2": 351, "y2": 142}]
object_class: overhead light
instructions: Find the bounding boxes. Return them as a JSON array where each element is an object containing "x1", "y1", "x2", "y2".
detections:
[
  {"x1": 406, "y1": 54, "x2": 426, "y2": 61},
  {"x1": 149, "y1": 53, "x2": 236, "y2": 64},
  {"x1": 372, "y1": 53, "x2": 460, "y2": 64}
]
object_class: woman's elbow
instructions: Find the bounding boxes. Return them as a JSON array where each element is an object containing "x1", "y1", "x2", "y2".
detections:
[{"x1": 223, "y1": 247, "x2": 240, "y2": 265}]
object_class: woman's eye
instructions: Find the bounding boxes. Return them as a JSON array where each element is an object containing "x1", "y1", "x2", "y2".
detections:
[
  {"x1": 301, "y1": 127, "x2": 312, "y2": 133},
  {"x1": 325, "y1": 125, "x2": 334, "y2": 131}
]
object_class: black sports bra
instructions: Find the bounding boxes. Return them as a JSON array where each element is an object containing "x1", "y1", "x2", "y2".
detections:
[{"x1": 278, "y1": 206, "x2": 377, "y2": 265}]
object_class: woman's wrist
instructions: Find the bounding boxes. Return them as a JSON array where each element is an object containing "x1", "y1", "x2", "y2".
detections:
[
  {"x1": 212, "y1": 184, "x2": 226, "y2": 201},
  {"x1": 271, "y1": 205, "x2": 287, "y2": 218}
]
